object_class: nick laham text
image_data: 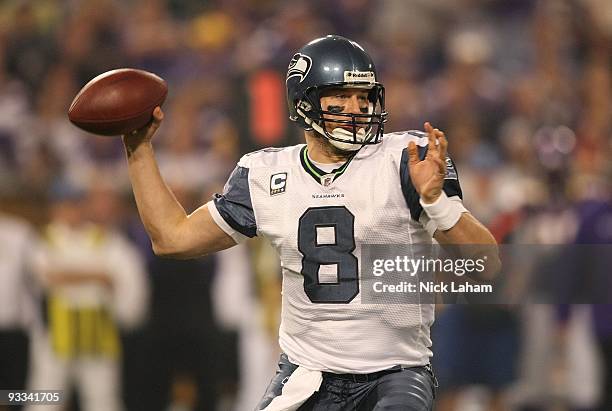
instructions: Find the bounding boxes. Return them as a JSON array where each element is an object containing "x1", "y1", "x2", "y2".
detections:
[{"x1": 373, "y1": 281, "x2": 493, "y2": 294}]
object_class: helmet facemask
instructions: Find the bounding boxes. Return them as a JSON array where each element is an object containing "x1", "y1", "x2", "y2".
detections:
[{"x1": 296, "y1": 84, "x2": 387, "y2": 152}]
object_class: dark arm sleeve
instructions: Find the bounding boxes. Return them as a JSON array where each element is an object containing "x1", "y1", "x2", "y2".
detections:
[
  {"x1": 399, "y1": 146, "x2": 463, "y2": 221},
  {"x1": 213, "y1": 166, "x2": 257, "y2": 238}
]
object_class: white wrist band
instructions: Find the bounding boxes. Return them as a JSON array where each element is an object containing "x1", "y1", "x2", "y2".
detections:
[{"x1": 419, "y1": 192, "x2": 463, "y2": 232}]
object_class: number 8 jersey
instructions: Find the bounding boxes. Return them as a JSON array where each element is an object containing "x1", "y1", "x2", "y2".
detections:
[{"x1": 209, "y1": 131, "x2": 466, "y2": 373}]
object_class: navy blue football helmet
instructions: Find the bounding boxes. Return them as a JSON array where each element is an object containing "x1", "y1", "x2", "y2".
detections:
[{"x1": 286, "y1": 35, "x2": 387, "y2": 151}]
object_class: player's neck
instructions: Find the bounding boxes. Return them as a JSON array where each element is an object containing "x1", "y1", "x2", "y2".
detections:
[{"x1": 304, "y1": 131, "x2": 354, "y2": 163}]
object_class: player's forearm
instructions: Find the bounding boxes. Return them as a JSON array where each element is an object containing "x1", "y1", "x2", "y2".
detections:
[
  {"x1": 124, "y1": 141, "x2": 187, "y2": 252},
  {"x1": 434, "y1": 213, "x2": 501, "y2": 281},
  {"x1": 434, "y1": 213, "x2": 495, "y2": 245}
]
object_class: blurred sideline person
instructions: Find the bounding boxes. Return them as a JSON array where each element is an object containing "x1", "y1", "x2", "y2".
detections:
[
  {"x1": 0, "y1": 211, "x2": 37, "y2": 411},
  {"x1": 25, "y1": 181, "x2": 148, "y2": 411},
  {"x1": 432, "y1": 305, "x2": 519, "y2": 411},
  {"x1": 565, "y1": 190, "x2": 612, "y2": 411},
  {"x1": 195, "y1": 182, "x2": 282, "y2": 410},
  {"x1": 121, "y1": 35, "x2": 499, "y2": 410},
  {"x1": 125, "y1": 185, "x2": 238, "y2": 411},
  {"x1": 212, "y1": 238, "x2": 282, "y2": 410}
]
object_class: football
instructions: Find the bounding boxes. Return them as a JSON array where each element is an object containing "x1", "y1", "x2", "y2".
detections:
[{"x1": 68, "y1": 68, "x2": 168, "y2": 136}]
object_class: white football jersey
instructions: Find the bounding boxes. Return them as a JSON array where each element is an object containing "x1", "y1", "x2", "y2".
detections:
[{"x1": 209, "y1": 131, "x2": 465, "y2": 373}]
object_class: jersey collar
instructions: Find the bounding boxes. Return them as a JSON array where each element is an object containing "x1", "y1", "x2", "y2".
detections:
[{"x1": 299, "y1": 146, "x2": 357, "y2": 187}]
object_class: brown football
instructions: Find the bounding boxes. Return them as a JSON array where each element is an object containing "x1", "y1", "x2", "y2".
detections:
[{"x1": 68, "y1": 68, "x2": 168, "y2": 136}]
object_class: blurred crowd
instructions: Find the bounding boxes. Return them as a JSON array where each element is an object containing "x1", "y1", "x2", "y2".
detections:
[{"x1": 0, "y1": 0, "x2": 610, "y2": 410}]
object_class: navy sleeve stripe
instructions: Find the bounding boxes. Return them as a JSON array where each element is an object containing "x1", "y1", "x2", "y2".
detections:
[
  {"x1": 213, "y1": 166, "x2": 257, "y2": 238},
  {"x1": 400, "y1": 147, "x2": 463, "y2": 221},
  {"x1": 400, "y1": 147, "x2": 426, "y2": 220},
  {"x1": 443, "y1": 157, "x2": 462, "y2": 198}
]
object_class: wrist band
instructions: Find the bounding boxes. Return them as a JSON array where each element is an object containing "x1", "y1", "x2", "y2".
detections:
[{"x1": 419, "y1": 192, "x2": 463, "y2": 232}]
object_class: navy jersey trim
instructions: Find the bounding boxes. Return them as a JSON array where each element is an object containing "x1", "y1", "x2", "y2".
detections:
[
  {"x1": 400, "y1": 147, "x2": 463, "y2": 221},
  {"x1": 213, "y1": 166, "x2": 257, "y2": 238}
]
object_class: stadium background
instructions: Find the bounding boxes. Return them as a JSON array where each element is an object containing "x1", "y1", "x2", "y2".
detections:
[{"x1": 0, "y1": 0, "x2": 610, "y2": 410}]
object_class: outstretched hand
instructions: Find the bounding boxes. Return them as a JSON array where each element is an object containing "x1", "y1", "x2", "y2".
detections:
[
  {"x1": 122, "y1": 106, "x2": 164, "y2": 152},
  {"x1": 407, "y1": 122, "x2": 448, "y2": 204}
]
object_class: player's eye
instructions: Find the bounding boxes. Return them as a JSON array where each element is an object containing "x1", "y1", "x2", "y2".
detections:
[{"x1": 327, "y1": 105, "x2": 345, "y2": 114}]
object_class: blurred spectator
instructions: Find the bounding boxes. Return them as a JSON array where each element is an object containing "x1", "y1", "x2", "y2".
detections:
[
  {"x1": 26, "y1": 180, "x2": 148, "y2": 411},
  {"x1": 59, "y1": 0, "x2": 126, "y2": 85},
  {"x1": 0, "y1": 211, "x2": 37, "y2": 411},
  {"x1": 0, "y1": 77, "x2": 32, "y2": 195},
  {"x1": 432, "y1": 305, "x2": 520, "y2": 411},
  {"x1": 123, "y1": 0, "x2": 180, "y2": 76},
  {"x1": 157, "y1": 83, "x2": 239, "y2": 191},
  {"x1": 213, "y1": 238, "x2": 282, "y2": 411},
  {"x1": 123, "y1": 186, "x2": 237, "y2": 411},
  {"x1": 3, "y1": 2, "x2": 58, "y2": 101},
  {"x1": 573, "y1": 181, "x2": 612, "y2": 411}
]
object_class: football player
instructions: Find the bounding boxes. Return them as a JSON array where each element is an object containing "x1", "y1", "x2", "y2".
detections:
[{"x1": 122, "y1": 35, "x2": 499, "y2": 410}]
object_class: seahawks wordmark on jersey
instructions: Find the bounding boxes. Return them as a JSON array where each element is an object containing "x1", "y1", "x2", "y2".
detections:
[{"x1": 209, "y1": 131, "x2": 466, "y2": 373}]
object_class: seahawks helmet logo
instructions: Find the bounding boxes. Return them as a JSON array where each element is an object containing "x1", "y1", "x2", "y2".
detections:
[{"x1": 287, "y1": 53, "x2": 312, "y2": 83}]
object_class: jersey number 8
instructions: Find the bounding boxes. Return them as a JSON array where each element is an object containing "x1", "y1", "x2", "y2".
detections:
[{"x1": 298, "y1": 206, "x2": 359, "y2": 303}]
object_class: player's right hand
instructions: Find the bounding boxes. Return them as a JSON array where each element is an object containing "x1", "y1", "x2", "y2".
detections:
[{"x1": 122, "y1": 106, "x2": 164, "y2": 149}]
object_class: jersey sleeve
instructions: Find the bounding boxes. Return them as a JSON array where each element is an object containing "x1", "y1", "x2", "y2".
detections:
[
  {"x1": 210, "y1": 163, "x2": 258, "y2": 243},
  {"x1": 399, "y1": 144, "x2": 466, "y2": 235}
]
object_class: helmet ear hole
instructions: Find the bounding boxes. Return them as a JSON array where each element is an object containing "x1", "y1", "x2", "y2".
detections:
[{"x1": 297, "y1": 100, "x2": 313, "y2": 113}]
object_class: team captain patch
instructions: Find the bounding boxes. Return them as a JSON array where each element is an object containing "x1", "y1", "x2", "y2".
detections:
[{"x1": 270, "y1": 172, "x2": 287, "y2": 195}]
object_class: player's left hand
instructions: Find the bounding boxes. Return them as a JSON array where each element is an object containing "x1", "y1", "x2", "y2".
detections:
[{"x1": 407, "y1": 122, "x2": 448, "y2": 204}]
